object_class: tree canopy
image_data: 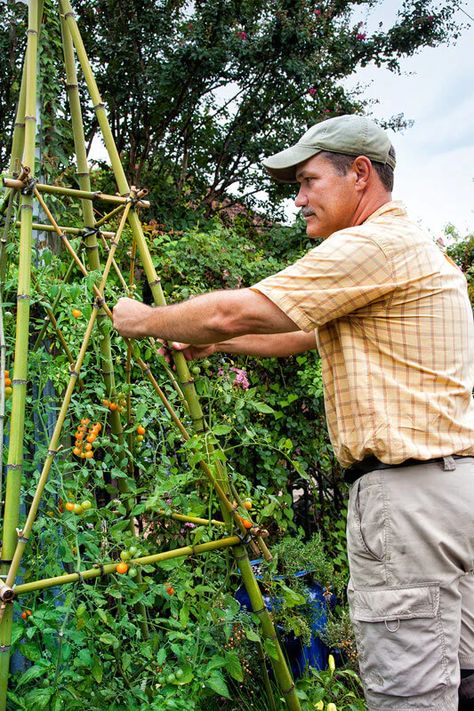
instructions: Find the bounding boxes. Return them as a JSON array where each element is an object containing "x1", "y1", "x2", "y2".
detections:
[{"x1": 0, "y1": 0, "x2": 465, "y2": 215}]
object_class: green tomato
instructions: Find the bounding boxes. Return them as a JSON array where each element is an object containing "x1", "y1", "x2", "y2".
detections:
[
  {"x1": 175, "y1": 668, "x2": 184, "y2": 679},
  {"x1": 73, "y1": 503, "x2": 83, "y2": 514},
  {"x1": 128, "y1": 545, "x2": 138, "y2": 557},
  {"x1": 128, "y1": 567, "x2": 138, "y2": 578},
  {"x1": 191, "y1": 365, "x2": 201, "y2": 376},
  {"x1": 81, "y1": 500, "x2": 92, "y2": 510},
  {"x1": 120, "y1": 550, "x2": 131, "y2": 561},
  {"x1": 166, "y1": 673, "x2": 176, "y2": 684}
]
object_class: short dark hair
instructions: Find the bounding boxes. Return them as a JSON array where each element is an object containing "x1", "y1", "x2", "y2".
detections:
[{"x1": 319, "y1": 147, "x2": 395, "y2": 192}]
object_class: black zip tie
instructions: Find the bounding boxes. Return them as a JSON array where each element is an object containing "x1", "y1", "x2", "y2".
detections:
[
  {"x1": 12, "y1": 379, "x2": 27, "y2": 385},
  {"x1": 93, "y1": 563, "x2": 105, "y2": 576},
  {"x1": 7, "y1": 464, "x2": 22, "y2": 471},
  {"x1": 75, "y1": 571, "x2": 85, "y2": 584},
  {"x1": 21, "y1": 177, "x2": 38, "y2": 195},
  {"x1": 252, "y1": 607, "x2": 266, "y2": 615},
  {"x1": 69, "y1": 368, "x2": 79, "y2": 377},
  {"x1": 82, "y1": 226, "x2": 99, "y2": 238},
  {"x1": 282, "y1": 684, "x2": 296, "y2": 697},
  {"x1": 16, "y1": 293, "x2": 30, "y2": 300},
  {"x1": 235, "y1": 531, "x2": 252, "y2": 545},
  {"x1": 17, "y1": 533, "x2": 28, "y2": 544},
  {"x1": 95, "y1": 297, "x2": 105, "y2": 308},
  {"x1": 0, "y1": 646, "x2": 11, "y2": 653}
]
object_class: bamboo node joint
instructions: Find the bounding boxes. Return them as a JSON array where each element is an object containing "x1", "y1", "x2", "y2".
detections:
[
  {"x1": 21, "y1": 177, "x2": 38, "y2": 195},
  {"x1": 16, "y1": 294, "x2": 30, "y2": 300}
]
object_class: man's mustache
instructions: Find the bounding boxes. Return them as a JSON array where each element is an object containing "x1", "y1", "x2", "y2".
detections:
[{"x1": 301, "y1": 208, "x2": 315, "y2": 217}]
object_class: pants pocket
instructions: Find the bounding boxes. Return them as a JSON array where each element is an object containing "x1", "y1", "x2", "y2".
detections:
[
  {"x1": 348, "y1": 583, "x2": 448, "y2": 697},
  {"x1": 346, "y1": 475, "x2": 387, "y2": 586}
]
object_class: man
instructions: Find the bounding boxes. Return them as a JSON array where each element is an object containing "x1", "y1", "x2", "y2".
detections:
[{"x1": 113, "y1": 114, "x2": 474, "y2": 710}]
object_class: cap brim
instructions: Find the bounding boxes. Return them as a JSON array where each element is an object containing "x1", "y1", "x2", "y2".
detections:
[{"x1": 262, "y1": 144, "x2": 321, "y2": 183}]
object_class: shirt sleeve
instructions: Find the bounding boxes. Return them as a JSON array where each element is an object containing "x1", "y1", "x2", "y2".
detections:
[{"x1": 250, "y1": 229, "x2": 396, "y2": 331}]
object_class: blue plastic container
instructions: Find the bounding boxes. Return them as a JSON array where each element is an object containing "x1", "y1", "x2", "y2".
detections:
[{"x1": 235, "y1": 561, "x2": 334, "y2": 678}]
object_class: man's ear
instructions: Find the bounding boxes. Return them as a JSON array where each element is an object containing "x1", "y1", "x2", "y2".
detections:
[{"x1": 352, "y1": 155, "x2": 372, "y2": 190}]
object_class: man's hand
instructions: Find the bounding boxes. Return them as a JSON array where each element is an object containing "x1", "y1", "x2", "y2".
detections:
[
  {"x1": 113, "y1": 297, "x2": 152, "y2": 339},
  {"x1": 157, "y1": 341, "x2": 216, "y2": 363}
]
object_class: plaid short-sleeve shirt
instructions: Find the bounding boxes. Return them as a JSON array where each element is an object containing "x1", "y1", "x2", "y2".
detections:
[{"x1": 251, "y1": 201, "x2": 474, "y2": 467}]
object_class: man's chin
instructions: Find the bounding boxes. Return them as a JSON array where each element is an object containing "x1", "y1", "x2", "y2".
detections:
[{"x1": 306, "y1": 224, "x2": 329, "y2": 239}]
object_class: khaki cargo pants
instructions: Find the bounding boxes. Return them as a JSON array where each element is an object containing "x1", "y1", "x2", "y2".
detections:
[{"x1": 346, "y1": 457, "x2": 474, "y2": 711}]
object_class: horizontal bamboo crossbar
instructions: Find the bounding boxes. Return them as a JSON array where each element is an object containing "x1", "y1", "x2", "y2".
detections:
[
  {"x1": 12, "y1": 536, "x2": 241, "y2": 595},
  {"x1": 3, "y1": 178, "x2": 150, "y2": 208},
  {"x1": 15, "y1": 221, "x2": 115, "y2": 238}
]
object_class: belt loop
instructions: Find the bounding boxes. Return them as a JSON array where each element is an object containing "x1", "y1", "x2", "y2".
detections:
[{"x1": 443, "y1": 456, "x2": 457, "y2": 471}]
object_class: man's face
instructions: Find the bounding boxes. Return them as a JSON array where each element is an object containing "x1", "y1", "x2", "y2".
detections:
[{"x1": 295, "y1": 153, "x2": 359, "y2": 238}]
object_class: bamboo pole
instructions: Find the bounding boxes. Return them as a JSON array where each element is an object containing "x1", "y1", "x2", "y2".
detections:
[
  {"x1": 59, "y1": 6, "x2": 148, "y2": 636},
  {"x1": 12, "y1": 536, "x2": 240, "y2": 595},
  {"x1": 14, "y1": 221, "x2": 115, "y2": 238},
  {"x1": 2, "y1": 178, "x2": 150, "y2": 207},
  {"x1": 0, "y1": 1, "x2": 40, "y2": 705}
]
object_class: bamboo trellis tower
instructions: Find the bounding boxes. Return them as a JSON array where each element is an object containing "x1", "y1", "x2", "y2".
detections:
[{"x1": 0, "y1": 1, "x2": 303, "y2": 709}]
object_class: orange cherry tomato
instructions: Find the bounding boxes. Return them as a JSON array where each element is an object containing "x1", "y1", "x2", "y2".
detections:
[
  {"x1": 4, "y1": 378, "x2": 11, "y2": 387},
  {"x1": 166, "y1": 585, "x2": 175, "y2": 595},
  {"x1": 84, "y1": 451, "x2": 94, "y2": 459},
  {"x1": 116, "y1": 562, "x2": 129, "y2": 574},
  {"x1": 109, "y1": 402, "x2": 118, "y2": 411},
  {"x1": 65, "y1": 502, "x2": 75, "y2": 511},
  {"x1": 102, "y1": 399, "x2": 110, "y2": 407},
  {"x1": 71, "y1": 308, "x2": 82, "y2": 318},
  {"x1": 86, "y1": 434, "x2": 96, "y2": 443},
  {"x1": 85, "y1": 443, "x2": 93, "y2": 451},
  {"x1": 136, "y1": 425, "x2": 146, "y2": 436},
  {"x1": 73, "y1": 447, "x2": 82, "y2": 456},
  {"x1": 240, "y1": 518, "x2": 252, "y2": 529}
]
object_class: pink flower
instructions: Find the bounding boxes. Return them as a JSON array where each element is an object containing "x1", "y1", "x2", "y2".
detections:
[
  {"x1": 230, "y1": 367, "x2": 250, "y2": 390},
  {"x1": 314, "y1": 8, "x2": 321, "y2": 15},
  {"x1": 426, "y1": 15, "x2": 434, "y2": 22},
  {"x1": 165, "y1": 498, "x2": 173, "y2": 505},
  {"x1": 184, "y1": 522, "x2": 196, "y2": 529},
  {"x1": 356, "y1": 32, "x2": 366, "y2": 41},
  {"x1": 236, "y1": 30, "x2": 248, "y2": 40},
  {"x1": 308, "y1": 86, "x2": 317, "y2": 97}
]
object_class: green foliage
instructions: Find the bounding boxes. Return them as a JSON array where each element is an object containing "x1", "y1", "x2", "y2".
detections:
[
  {"x1": 296, "y1": 657, "x2": 365, "y2": 710},
  {"x1": 1, "y1": 0, "x2": 466, "y2": 216}
]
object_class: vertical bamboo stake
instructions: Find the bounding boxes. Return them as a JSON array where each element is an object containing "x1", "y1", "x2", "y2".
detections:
[
  {"x1": 60, "y1": 5, "x2": 297, "y2": 708},
  {"x1": 59, "y1": 6, "x2": 129, "y2": 497},
  {"x1": 0, "y1": 1, "x2": 40, "y2": 706},
  {"x1": 59, "y1": 13, "x2": 149, "y2": 638}
]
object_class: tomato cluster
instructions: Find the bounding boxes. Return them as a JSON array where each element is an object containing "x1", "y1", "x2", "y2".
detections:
[
  {"x1": 65, "y1": 499, "x2": 92, "y2": 515},
  {"x1": 20, "y1": 609, "x2": 32, "y2": 621},
  {"x1": 73, "y1": 418, "x2": 101, "y2": 459},
  {"x1": 102, "y1": 397, "x2": 125, "y2": 413},
  {"x1": 135, "y1": 424, "x2": 146, "y2": 447},
  {"x1": 4, "y1": 370, "x2": 12, "y2": 400}
]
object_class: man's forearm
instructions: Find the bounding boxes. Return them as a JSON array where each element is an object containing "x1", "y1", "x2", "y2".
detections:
[
  {"x1": 213, "y1": 330, "x2": 316, "y2": 358},
  {"x1": 113, "y1": 288, "x2": 299, "y2": 343}
]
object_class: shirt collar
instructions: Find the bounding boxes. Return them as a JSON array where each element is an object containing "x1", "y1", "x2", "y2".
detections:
[{"x1": 365, "y1": 200, "x2": 408, "y2": 222}]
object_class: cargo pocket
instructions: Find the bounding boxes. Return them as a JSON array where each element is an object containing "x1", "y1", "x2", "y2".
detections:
[
  {"x1": 348, "y1": 583, "x2": 448, "y2": 697},
  {"x1": 346, "y1": 475, "x2": 387, "y2": 586}
]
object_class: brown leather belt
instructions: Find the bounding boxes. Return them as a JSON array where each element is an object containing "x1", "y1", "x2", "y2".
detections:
[{"x1": 344, "y1": 454, "x2": 472, "y2": 485}]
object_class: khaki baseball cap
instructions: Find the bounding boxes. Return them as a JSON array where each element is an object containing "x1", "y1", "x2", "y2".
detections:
[{"x1": 262, "y1": 114, "x2": 396, "y2": 183}]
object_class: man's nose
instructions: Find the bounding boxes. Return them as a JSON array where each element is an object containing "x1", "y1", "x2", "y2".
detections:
[{"x1": 294, "y1": 188, "x2": 307, "y2": 207}]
